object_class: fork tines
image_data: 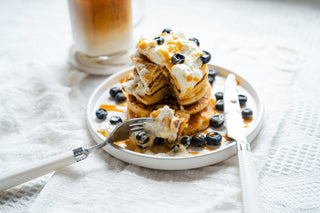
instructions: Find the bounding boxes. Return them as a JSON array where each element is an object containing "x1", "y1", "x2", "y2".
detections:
[{"x1": 129, "y1": 123, "x2": 146, "y2": 132}]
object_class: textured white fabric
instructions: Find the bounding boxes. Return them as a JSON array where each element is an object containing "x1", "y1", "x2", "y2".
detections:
[{"x1": 1, "y1": 0, "x2": 320, "y2": 212}]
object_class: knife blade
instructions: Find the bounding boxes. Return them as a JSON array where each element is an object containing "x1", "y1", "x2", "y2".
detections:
[
  {"x1": 224, "y1": 74, "x2": 248, "y2": 149},
  {"x1": 223, "y1": 73, "x2": 264, "y2": 213}
]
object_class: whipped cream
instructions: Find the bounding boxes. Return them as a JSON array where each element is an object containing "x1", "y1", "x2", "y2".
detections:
[
  {"x1": 124, "y1": 74, "x2": 148, "y2": 96},
  {"x1": 137, "y1": 31, "x2": 206, "y2": 97},
  {"x1": 97, "y1": 120, "x2": 115, "y2": 138},
  {"x1": 145, "y1": 106, "x2": 181, "y2": 142}
]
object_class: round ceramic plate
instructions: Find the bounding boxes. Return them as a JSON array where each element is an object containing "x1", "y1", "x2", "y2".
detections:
[{"x1": 87, "y1": 64, "x2": 263, "y2": 170}]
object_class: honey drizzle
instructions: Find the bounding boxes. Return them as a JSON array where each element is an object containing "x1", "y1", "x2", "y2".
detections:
[
  {"x1": 188, "y1": 151, "x2": 199, "y2": 155},
  {"x1": 204, "y1": 147, "x2": 216, "y2": 151},
  {"x1": 114, "y1": 139, "x2": 130, "y2": 148},
  {"x1": 243, "y1": 117, "x2": 253, "y2": 128},
  {"x1": 120, "y1": 77, "x2": 127, "y2": 84},
  {"x1": 222, "y1": 134, "x2": 231, "y2": 142},
  {"x1": 99, "y1": 104, "x2": 124, "y2": 112}
]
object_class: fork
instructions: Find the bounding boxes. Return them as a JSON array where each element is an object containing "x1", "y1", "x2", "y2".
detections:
[{"x1": 0, "y1": 117, "x2": 154, "y2": 191}]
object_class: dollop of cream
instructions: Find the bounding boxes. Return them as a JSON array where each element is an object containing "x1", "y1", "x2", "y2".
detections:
[
  {"x1": 97, "y1": 120, "x2": 115, "y2": 138},
  {"x1": 136, "y1": 31, "x2": 206, "y2": 97},
  {"x1": 145, "y1": 106, "x2": 181, "y2": 142}
]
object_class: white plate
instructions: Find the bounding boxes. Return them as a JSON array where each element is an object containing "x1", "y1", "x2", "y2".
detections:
[{"x1": 87, "y1": 64, "x2": 263, "y2": 170}]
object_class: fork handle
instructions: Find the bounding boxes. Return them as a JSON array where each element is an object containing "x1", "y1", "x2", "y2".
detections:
[{"x1": 0, "y1": 147, "x2": 89, "y2": 191}]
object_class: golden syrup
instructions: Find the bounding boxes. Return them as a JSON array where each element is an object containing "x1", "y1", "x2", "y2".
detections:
[
  {"x1": 203, "y1": 147, "x2": 216, "y2": 151},
  {"x1": 243, "y1": 117, "x2": 253, "y2": 128},
  {"x1": 222, "y1": 134, "x2": 231, "y2": 142},
  {"x1": 114, "y1": 139, "x2": 130, "y2": 148},
  {"x1": 188, "y1": 151, "x2": 199, "y2": 155},
  {"x1": 99, "y1": 104, "x2": 124, "y2": 112}
]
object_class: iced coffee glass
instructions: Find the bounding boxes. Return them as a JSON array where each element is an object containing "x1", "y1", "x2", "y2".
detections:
[{"x1": 68, "y1": 0, "x2": 134, "y2": 75}]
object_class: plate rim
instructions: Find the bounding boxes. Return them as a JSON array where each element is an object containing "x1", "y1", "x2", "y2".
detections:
[{"x1": 86, "y1": 64, "x2": 264, "y2": 161}]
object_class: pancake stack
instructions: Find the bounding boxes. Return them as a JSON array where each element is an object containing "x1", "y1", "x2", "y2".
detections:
[{"x1": 124, "y1": 29, "x2": 214, "y2": 135}]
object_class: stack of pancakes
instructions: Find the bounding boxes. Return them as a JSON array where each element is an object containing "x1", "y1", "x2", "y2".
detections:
[{"x1": 124, "y1": 30, "x2": 214, "y2": 135}]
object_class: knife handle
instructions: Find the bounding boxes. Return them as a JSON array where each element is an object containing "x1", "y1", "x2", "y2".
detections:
[{"x1": 238, "y1": 147, "x2": 264, "y2": 213}]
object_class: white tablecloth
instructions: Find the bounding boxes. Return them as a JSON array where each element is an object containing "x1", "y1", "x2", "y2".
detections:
[{"x1": 1, "y1": 0, "x2": 320, "y2": 212}]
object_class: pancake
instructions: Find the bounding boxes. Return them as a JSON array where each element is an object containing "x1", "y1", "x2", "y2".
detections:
[
  {"x1": 180, "y1": 85, "x2": 212, "y2": 114},
  {"x1": 124, "y1": 29, "x2": 214, "y2": 139},
  {"x1": 182, "y1": 105, "x2": 215, "y2": 135},
  {"x1": 170, "y1": 64, "x2": 208, "y2": 99},
  {"x1": 126, "y1": 71, "x2": 169, "y2": 97},
  {"x1": 176, "y1": 79, "x2": 210, "y2": 106},
  {"x1": 131, "y1": 54, "x2": 169, "y2": 86}
]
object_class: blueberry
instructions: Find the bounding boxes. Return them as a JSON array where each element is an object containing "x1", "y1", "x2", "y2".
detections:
[
  {"x1": 154, "y1": 137, "x2": 164, "y2": 145},
  {"x1": 208, "y1": 69, "x2": 217, "y2": 78},
  {"x1": 95, "y1": 108, "x2": 108, "y2": 120},
  {"x1": 210, "y1": 114, "x2": 224, "y2": 128},
  {"x1": 136, "y1": 131, "x2": 149, "y2": 144},
  {"x1": 215, "y1": 92, "x2": 223, "y2": 100},
  {"x1": 206, "y1": 132, "x2": 222, "y2": 146},
  {"x1": 115, "y1": 92, "x2": 126, "y2": 103},
  {"x1": 238, "y1": 94, "x2": 247, "y2": 106},
  {"x1": 200, "y1": 51, "x2": 211, "y2": 64},
  {"x1": 109, "y1": 116, "x2": 123, "y2": 125},
  {"x1": 137, "y1": 145, "x2": 146, "y2": 149},
  {"x1": 109, "y1": 87, "x2": 122, "y2": 98},
  {"x1": 208, "y1": 76, "x2": 214, "y2": 86},
  {"x1": 153, "y1": 36, "x2": 165, "y2": 45},
  {"x1": 136, "y1": 131, "x2": 146, "y2": 140},
  {"x1": 191, "y1": 134, "x2": 206, "y2": 147},
  {"x1": 180, "y1": 136, "x2": 191, "y2": 146},
  {"x1": 242, "y1": 108, "x2": 253, "y2": 119},
  {"x1": 215, "y1": 99, "x2": 224, "y2": 111},
  {"x1": 172, "y1": 53, "x2": 185, "y2": 65},
  {"x1": 162, "y1": 28, "x2": 173, "y2": 34},
  {"x1": 189, "y1": 37, "x2": 200, "y2": 46},
  {"x1": 141, "y1": 136, "x2": 150, "y2": 144}
]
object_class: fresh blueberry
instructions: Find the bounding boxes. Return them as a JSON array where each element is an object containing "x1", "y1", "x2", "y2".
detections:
[
  {"x1": 109, "y1": 116, "x2": 123, "y2": 125},
  {"x1": 189, "y1": 37, "x2": 200, "y2": 46},
  {"x1": 141, "y1": 136, "x2": 150, "y2": 144},
  {"x1": 180, "y1": 136, "x2": 191, "y2": 146},
  {"x1": 215, "y1": 99, "x2": 224, "y2": 111},
  {"x1": 238, "y1": 94, "x2": 247, "y2": 106},
  {"x1": 200, "y1": 51, "x2": 211, "y2": 64},
  {"x1": 153, "y1": 36, "x2": 165, "y2": 45},
  {"x1": 242, "y1": 108, "x2": 253, "y2": 119},
  {"x1": 95, "y1": 108, "x2": 108, "y2": 120},
  {"x1": 115, "y1": 92, "x2": 126, "y2": 103},
  {"x1": 136, "y1": 131, "x2": 145, "y2": 140},
  {"x1": 215, "y1": 92, "x2": 223, "y2": 100},
  {"x1": 172, "y1": 53, "x2": 185, "y2": 65},
  {"x1": 210, "y1": 114, "x2": 224, "y2": 128},
  {"x1": 154, "y1": 137, "x2": 164, "y2": 145},
  {"x1": 208, "y1": 76, "x2": 214, "y2": 86},
  {"x1": 206, "y1": 131, "x2": 222, "y2": 146},
  {"x1": 208, "y1": 69, "x2": 217, "y2": 78},
  {"x1": 136, "y1": 131, "x2": 150, "y2": 144},
  {"x1": 109, "y1": 87, "x2": 122, "y2": 98},
  {"x1": 191, "y1": 134, "x2": 206, "y2": 147},
  {"x1": 162, "y1": 28, "x2": 173, "y2": 34}
]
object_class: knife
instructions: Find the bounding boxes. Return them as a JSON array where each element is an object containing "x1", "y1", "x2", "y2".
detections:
[{"x1": 224, "y1": 74, "x2": 264, "y2": 213}]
